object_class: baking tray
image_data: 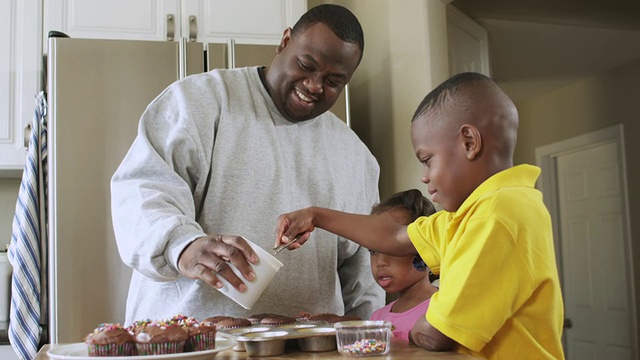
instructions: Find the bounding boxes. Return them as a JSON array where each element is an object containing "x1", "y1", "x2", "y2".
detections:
[{"x1": 219, "y1": 321, "x2": 337, "y2": 356}]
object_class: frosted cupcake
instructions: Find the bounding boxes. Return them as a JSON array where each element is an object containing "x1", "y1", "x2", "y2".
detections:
[
  {"x1": 134, "y1": 320, "x2": 188, "y2": 355},
  {"x1": 84, "y1": 323, "x2": 136, "y2": 357},
  {"x1": 171, "y1": 314, "x2": 217, "y2": 352}
]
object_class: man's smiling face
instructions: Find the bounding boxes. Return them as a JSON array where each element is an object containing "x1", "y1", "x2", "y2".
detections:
[{"x1": 265, "y1": 22, "x2": 360, "y2": 122}]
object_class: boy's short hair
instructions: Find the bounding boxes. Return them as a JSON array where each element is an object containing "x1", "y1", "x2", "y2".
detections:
[
  {"x1": 292, "y1": 4, "x2": 364, "y2": 63},
  {"x1": 371, "y1": 189, "x2": 436, "y2": 221},
  {"x1": 412, "y1": 72, "x2": 492, "y2": 122}
]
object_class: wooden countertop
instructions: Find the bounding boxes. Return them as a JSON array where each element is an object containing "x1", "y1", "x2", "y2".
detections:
[{"x1": 36, "y1": 338, "x2": 477, "y2": 359}]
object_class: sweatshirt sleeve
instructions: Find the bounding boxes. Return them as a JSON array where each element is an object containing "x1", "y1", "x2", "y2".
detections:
[
  {"x1": 110, "y1": 81, "x2": 216, "y2": 281},
  {"x1": 338, "y1": 241, "x2": 385, "y2": 319},
  {"x1": 337, "y1": 152, "x2": 385, "y2": 319}
]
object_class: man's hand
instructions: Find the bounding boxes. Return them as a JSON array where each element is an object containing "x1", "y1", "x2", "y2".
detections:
[
  {"x1": 409, "y1": 314, "x2": 456, "y2": 352},
  {"x1": 177, "y1": 234, "x2": 258, "y2": 292}
]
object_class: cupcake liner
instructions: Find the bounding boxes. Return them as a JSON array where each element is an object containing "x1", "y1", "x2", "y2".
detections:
[
  {"x1": 185, "y1": 332, "x2": 216, "y2": 352},
  {"x1": 87, "y1": 342, "x2": 137, "y2": 356},
  {"x1": 135, "y1": 340, "x2": 186, "y2": 355}
]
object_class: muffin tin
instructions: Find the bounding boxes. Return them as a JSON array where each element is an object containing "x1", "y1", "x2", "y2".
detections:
[{"x1": 219, "y1": 321, "x2": 337, "y2": 356}]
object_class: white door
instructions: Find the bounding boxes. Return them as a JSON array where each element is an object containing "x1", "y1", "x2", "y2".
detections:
[{"x1": 536, "y1": 125, "x2": 637, "y2": 360}]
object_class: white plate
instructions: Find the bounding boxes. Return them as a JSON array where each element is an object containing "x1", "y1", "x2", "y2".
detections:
[{"x1": 47, "y1": 335, "x2": 235, "y2": 360}]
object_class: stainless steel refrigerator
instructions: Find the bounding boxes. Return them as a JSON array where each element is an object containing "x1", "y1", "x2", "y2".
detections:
[{"x1": 46, "y1": 37, "x2": 350, "y2": 344}]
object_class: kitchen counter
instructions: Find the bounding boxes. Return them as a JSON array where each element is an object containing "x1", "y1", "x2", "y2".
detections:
[{"x1": 36, "y1": 338, "x2": 477, "y2": 359}]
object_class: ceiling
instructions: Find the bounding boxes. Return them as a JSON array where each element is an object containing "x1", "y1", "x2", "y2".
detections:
[{"x1": 450, "y1": 0, "x2": 640, "y2": 102}]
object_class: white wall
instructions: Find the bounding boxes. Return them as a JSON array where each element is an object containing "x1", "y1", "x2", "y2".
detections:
[
  {"x1": 514, "y1": 57, "x2": 640, "y2": 344},
  {"x1": 310, "y1": 0, "x2": 451, "y2": 199}
]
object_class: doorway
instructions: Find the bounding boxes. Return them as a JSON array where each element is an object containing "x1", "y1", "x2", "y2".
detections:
[{"x1": 536, "y1": 124, "x2": 637, "y2": 359}]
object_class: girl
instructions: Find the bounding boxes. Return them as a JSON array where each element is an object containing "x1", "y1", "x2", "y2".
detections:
[{"x1": 369, "y1": 189, "x2": 438, "y2": 343}]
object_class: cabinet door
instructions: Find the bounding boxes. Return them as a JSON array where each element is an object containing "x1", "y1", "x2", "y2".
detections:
[
  {"x1": 182, "y1": 0, "x2": 306, "y2": 45},
  {"x1": 0, "y1": 0, "x2": 41, "y2": 174},
  {"x1": 44, "y1": 0, "x2": 180, "y2": 42},
  {"x1": 447, "y1": 5, "x2": 490, "y2": 76},
  {"x1": 44, "y1": 0, "x2": 306, "y2": 45}
]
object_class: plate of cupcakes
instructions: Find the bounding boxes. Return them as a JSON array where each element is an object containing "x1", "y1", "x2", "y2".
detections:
[{"x1": 47, "y1": 315, "x2": 236, "y2": 360}]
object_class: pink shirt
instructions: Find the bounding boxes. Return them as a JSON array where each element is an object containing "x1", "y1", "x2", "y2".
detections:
[{"x1": 370, "y1": 298, "x2": 431, "y2": 343}]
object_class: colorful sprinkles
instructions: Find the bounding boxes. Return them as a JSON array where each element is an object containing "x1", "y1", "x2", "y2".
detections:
[{"x1": 340, "y1": 338, "x2": 388, "y2": 355}]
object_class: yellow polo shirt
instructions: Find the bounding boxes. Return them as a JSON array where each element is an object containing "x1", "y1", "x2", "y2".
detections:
[{"x1": 408, "y1": 165, "x2": 564, "y2": 359}]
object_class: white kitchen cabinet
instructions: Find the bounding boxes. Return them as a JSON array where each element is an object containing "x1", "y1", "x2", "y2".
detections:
[
  {"x1": 44, "y1": 0, "x2": 306, "y2": 45},
  {"x1": 0, "y1": 0, "x2": 42, "y2": 175}
]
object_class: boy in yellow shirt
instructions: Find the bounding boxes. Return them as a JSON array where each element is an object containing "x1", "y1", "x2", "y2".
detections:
[{"x1": 274, "y1": 72, "x2": 564, "y2": 359}]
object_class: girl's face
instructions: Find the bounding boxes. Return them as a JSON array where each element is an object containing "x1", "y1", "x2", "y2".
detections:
[
  {"x1": 370, "y1": 251, "x2": 428, "y2": 293},
  {"x1": 369, "y1": 209, "x2": 429, "y2": 293}
]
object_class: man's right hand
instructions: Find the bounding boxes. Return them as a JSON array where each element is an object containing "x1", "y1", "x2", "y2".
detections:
[{"x1": 177, "y1": 234, "x2": 258, "y2": 292}]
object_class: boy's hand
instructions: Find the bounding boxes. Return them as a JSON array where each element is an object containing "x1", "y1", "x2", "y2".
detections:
[{"x1": 274, "y1": 207, "x2": 316, "y2": 251}]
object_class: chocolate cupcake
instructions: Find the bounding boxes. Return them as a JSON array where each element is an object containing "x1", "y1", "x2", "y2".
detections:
[
  {"x1": 213, "y1": 317, "x2": 252, "y2": 330},
  {"x1": 202, "y1": 316, "x2": 236, "y2": 327},
  {"x1": 172, "y1": 315, "x2": 217, "y2": 352},
  {"x1": 260, "y1": 315, "x2": 296, "y2": 326},
  {"x1": 85, "y1": 323, "x2": 136, "y2": 357},
  {"x1": 127, "y1": 319, "x2": 152, "y2": 335},
  {"x1": 247, "y1": 313, "x2": 277, "y2": 324},
  {"x1": 307, "y1": 313, "x2": 339, "y2": 323},
  {"x1": 134, "y1": 321, "x2": 188, "y2": 355}
]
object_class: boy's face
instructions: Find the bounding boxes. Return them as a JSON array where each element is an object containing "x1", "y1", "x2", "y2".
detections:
[{"x1": 411, "y1": 110, "x2": 478, "y2": 212}]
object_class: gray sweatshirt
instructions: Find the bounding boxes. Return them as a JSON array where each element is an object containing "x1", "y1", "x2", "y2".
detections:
[{"x1": 111, "y1": 67, "x2": 384, "y2": 324}]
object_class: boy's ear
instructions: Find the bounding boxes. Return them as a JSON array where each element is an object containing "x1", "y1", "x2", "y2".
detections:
[{"x1": 460, "y1": 124, "x2": 481, "y2": 160}]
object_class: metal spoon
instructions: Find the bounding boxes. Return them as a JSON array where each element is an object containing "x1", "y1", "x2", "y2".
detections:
[{"x1": 272, "y1": 233, "x2": 303, "y2": 255}]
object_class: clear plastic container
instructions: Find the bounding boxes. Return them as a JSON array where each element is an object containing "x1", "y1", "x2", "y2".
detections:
[{"x1": 334, "y1": 320, "x2": 392, "y2": 357}]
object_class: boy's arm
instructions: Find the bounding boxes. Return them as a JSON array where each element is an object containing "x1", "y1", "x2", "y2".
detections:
[
  {"x1": 409, "y1": 315, "x2": 456, "y2": 351},
  {"x1": 274, "y1": 206, "x2": 414, "y2": 256}
]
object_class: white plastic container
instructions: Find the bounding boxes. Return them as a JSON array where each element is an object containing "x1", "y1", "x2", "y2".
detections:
[
  {"x1": 0, "y1": 252, "x2": 12, "y2": 322},
  {"x1": 216, "y1": 238, "x2": 283, "y2": 309}
]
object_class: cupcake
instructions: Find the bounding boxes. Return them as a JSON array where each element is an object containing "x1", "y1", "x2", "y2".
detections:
[
  {"x1": 172, "y1": 315, "x2": 217, "y2": 352},
  {"x1": 260, "y1": 315, "x2": 296, "y2": 326},
  {"x1": 127, "y1": 318, "x2": 152, "y2": 335},
  {"x1": 84, "y1": 323, "x2": 136, "y2": 357},
  {"x1": 213, "y1": 317, "x2": 252, "y2": 330},
  {"x1": 202, "y1": 315, "x2": 236, "y2": 327},
  {"x1": 247, "y1": 313, "x2": 277, "y2": 324},
  {"x1": 134, "y1": 320, "x2": 188, "y2": 355},
  {"x1": 307, "y1": 313, "x2": 339, "y2": 323}
]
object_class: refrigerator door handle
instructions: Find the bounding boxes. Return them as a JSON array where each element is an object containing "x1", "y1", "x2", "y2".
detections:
[
  {"x1": 189, "y1": 15, "x2": 198, "y2": 42},
  {"x1": 166, "y1": 14, "x2": 175, "y2": 41}
]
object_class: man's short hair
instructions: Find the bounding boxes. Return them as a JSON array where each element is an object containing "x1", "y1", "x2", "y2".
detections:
[{"x1": 292, "y1": 4, "x2": 364, "y2": 63}]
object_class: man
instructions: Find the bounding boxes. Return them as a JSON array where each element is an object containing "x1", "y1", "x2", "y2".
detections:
[{"x1": 111, "y1": 4, "x2": 384, "y2": 324}]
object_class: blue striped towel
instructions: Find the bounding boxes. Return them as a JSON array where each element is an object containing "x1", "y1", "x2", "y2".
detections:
[{"x1": 8, "y1": 91, "x2": 48, "y2": 360}]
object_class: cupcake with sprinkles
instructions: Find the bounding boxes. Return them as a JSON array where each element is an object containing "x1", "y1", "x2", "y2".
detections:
[
  {"x1": 171, "y1": 314, "x2": 217, "y2": 352},
  {"x1": 127, "y1": 318, "x2": 152, "y2": 335},
  {"x1": 84, "y1": 323, "x2": 136, "y2": 357},
  {"x1": 134, "y1": 319, "x2": 188, "y2": 355}
]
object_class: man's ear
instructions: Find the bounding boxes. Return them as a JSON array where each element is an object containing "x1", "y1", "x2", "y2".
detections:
[
  {"x1": 276, "y1": 27, "x2": 293, "y2": 54},
  {"x1": 460, "y1": 124, "x2": 481, "y2": 160}
]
